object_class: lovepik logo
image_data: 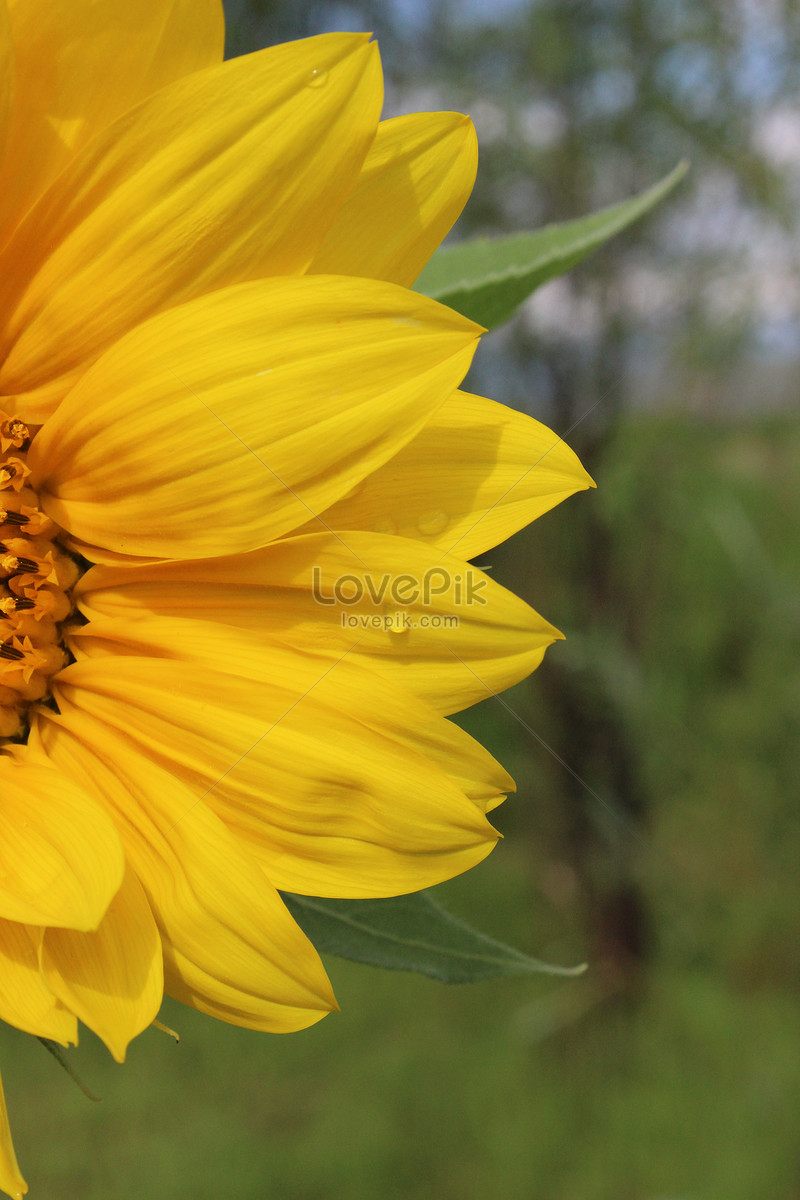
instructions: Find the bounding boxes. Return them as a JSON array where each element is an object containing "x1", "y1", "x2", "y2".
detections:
[{"x1": 310, "y1": 566, "x2": 488, "y2": 607}]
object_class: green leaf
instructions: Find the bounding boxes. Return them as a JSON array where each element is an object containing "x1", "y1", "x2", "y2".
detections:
[
  {"x1": 281, "y1": 891, "x2": 585, "y2": 983},
  {"x1": 414, "y1": 160, "x2": 689, "y2": 329}
]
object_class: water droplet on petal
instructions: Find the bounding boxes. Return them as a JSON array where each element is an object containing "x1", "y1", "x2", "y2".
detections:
[
  {"x1": 307, "y1": 68, "x2": 328, "y2": 88},
  {"x1": 416, "y1": 510, "x2": 448, "y2": 536},
  {"x1": 375, "y1": 516, "x2": 399, "y2": 536}
]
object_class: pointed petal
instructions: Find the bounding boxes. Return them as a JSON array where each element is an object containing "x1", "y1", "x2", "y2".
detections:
[
  {"x1": 29, "y1": 713, "x2": 337, "y2": 1033},
  {"x1": 76, "y1": 530, "x2": 560, "y2": 714},
  {"x1": 0, "y1": 757, "x2": 124, "y2": 930},
  {"x1": 0, "y1": 922, "x2": 77, "y2": 1044},
  {"x1": 0, "y1": 0, "x2": 224, "y2": 245},
  {"x1": 0, "y1": 1072, "x2": 25, "y2": 1200},
  {"x1": 49, "y1": 643, "x2": 506, "y2": 896},
  {"x1": 0, "y1": 33, "x2": 382, "y2": 419},
  {"x1": 30, "y1": 277, "x2": 480, "y2": 561},
  {"x1": 309, "y1": 111, "x2": 478, "y2": 286},
  {"x1": 304, "y1": 389, "x2": 596, "y2": 558},
  {"x1": 41, "y1": 865, "x2": 163, "y2": 1062}
]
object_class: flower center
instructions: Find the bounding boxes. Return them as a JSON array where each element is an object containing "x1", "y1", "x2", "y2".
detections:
[{"x1": 0, "y1": 411, "x2": 79, "y2": 742}]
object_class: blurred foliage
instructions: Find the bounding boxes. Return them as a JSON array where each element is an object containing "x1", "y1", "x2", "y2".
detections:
[
  {"x1": 483, "y1": 416, "x2": 800, "y2": 982},
  {"x1": 229, "y1": 0, "x2": 800, "y2": 420},
  {"x1": 11, "y1": 2, "x2": 800, "y2": 1198}
]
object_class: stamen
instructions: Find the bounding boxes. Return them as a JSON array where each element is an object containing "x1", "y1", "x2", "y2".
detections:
[
  {"x1": 17, "y1": 585, "x2": 71, "y2": 621},
  {"x1": 2, "y1": 555, "x2": 39, "y2": 576},
  {"x1": 0, "y1": 418, "x2": 30, "y2": 453},
  {"x1": 0, "y1": 510, "x2": 31, "y2": 527},
  {"x1": 0, "y1": 596, "x2": 35, "y2": 616},
  {"x1": 0, "y1": 458, "x2": 31, "y2": 491},
  {"x1": 0, "y1": 640, "x2": 24, "y2": 661},
  {"x1": 0, "y1": 505, "x2": 54, "y2": 537}
]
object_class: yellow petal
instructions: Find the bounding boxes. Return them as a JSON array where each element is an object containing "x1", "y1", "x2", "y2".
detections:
[
  {"x1": 76, "y1": 530, "x2": 560, "y2": 714},
  {"x1": 50, "y1": 642, "x2": 505, "y2": 896},
  {"x1": 30, "y1": 277, "x2": 480, "y2": 561},
  {"x1": 29, "y1": 712, "x2": 337, "y2": 1033},
  {"x1": 67, "y1": 616, "x2": 514, "y2": 815},
  {"x1": 0, "y1": 3, "x2": 13, "y2": 169},
  {"x1": 309, "y1": 111, "x2": 478, "y2": 286},
  {"x1": 0, "y1": 0, "x2": 224, "y2": 246},
  {"x1": 0, "y1": 922, "x2": 76, "y2": 1044},
  {"x1": 0, "y1": 33, "x2": 382, "y2": 420},
  {"x1": 0, "y1": 757, "x2": 124, "y2": 930},
  {"x1": 304, "y1": 389, "x2": 596, "y2": 558},
  {"x1": 0, "y1": 1071, "x2": 25, "y2": 1200},
  {"x1": 41, "y1": 865, "x2": 163, "y2": 1062}
]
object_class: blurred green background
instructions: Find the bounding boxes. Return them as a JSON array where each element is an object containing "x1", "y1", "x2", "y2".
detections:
[{"x1": 7, "y1": 1, "x2": 800, "y2": 1196}]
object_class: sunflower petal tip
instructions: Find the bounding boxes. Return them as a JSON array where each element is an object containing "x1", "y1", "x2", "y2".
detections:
[{"x1": 110, "y1": 1043, "x2": 128, "y2": 1066}]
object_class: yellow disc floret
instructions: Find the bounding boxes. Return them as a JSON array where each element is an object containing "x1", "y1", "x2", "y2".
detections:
[{"x1": 0, "y1": 411, "x2": 78, "y2": 740}]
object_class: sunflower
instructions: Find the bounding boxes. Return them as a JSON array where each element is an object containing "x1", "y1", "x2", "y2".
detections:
[{"x1": 0, "y1": 2, "x2": 592, "y2": 1194}]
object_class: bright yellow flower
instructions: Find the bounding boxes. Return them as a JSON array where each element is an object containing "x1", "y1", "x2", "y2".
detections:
[{"x1": 0, "y1": 1, "x2": 592, "y2": 1193}]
